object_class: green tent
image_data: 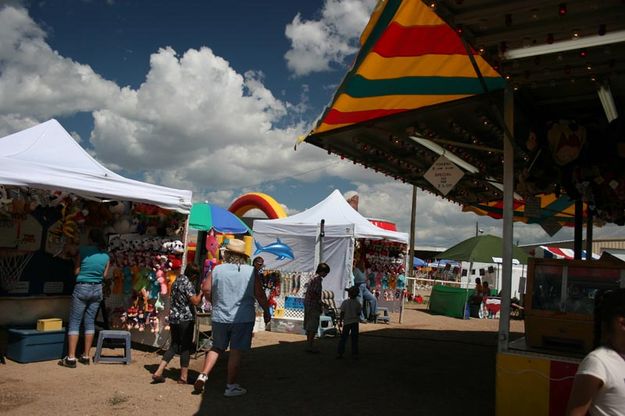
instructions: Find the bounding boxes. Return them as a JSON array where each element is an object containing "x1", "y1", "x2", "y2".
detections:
[
  {"x1": 437, "y1": 234, "x2": 528, "y2": 264},
  {"x1": 429, "y1": 285, "x2": 474, "y2": 319}
]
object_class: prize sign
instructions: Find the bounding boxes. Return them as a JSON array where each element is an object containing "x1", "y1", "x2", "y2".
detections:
[{"x1": 424, "y1": 156, "x2": 464, "y2": 196}]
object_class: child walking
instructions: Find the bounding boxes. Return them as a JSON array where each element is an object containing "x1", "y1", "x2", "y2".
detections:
[{"x1": 337, "y1": 286, "x2": 362, "y2": 359}]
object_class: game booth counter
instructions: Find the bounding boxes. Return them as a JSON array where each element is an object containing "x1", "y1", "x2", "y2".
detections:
[
  {"x1": 252, "y1": 190, "x2": 409, "y2": 334},
  {"x1": 0, "y1": 119, "x2": 193, "y2": 361}
]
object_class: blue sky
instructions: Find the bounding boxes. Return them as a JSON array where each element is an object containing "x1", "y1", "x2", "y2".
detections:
[{"x1": 1, "y1": 0, "x2": 621, "y2": 248}]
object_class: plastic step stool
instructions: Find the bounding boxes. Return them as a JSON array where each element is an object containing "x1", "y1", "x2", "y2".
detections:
[
  {"x1": 317, "y1": 315, "x2": 337, "y2": 338},
  {"x1": 94, "y1": 330, "x2": 131, "y2": 364},
  {"x1": 375, "y1": 307, "x2": 390, "y2": 324}
]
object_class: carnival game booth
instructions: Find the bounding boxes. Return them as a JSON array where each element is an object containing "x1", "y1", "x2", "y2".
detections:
[
  {"x1": 301, "y1": 0, "x2": 625, "y2": 413},
  {"x1": 0, "y1": 119, "x2": 192, "y2": 354},
  {"x1": 252, "y1": 190, "x2": 408, "y2": 333}
]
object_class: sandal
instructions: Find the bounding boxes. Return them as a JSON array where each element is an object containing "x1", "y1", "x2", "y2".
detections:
[
  {"x1": 151, "y1": 374, "x2": 166, "y2": 384},
  {"x1": 177, "y1": 379, "x2": 188, "y2": 385}
]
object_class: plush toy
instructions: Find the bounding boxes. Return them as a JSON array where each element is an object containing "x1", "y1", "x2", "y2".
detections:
[
  {"x1": 167, "y1": 270, "x2": 177, "y2": 293},
  {"x1": 168, "y1": 255, "x2": 182, "y2": 271},
  {"x1": 154, "y1": 293, "x2": 165, "y2": 312},
  {"x1": 389, "y1": 273, "x2": 397, "y2": 290},
  {"x1": 377, "y1": 272, "x2": 385, "y2": 289},
  {"x1": 153, "y1": 266, "x2": 167, "y2": 296},
  {"x1": 122, "y1": 263, "x2": 133, "y2": 296},
  {"x1": 126, "y1": 305, "x2": 138, "y2": 330},
  {"x1": 203, "y1": 258, "x2": 217, "y2": 277},
  {"x1": 547, "y1": 120, "x2": 586, "y2": 166},
  {"x1": 148, "y1": 270, "x2": 160, "y2": 299},
  {"x1": 396, "y1": 274, "x2": 406, "y2": 290},
  {"x1": 110, "y1": 268, "x2": 122, "y2": 295},
  {"x1": 206, "y1": 231, "x2": 219, "y2": 259},
  {"x1": 149, "y1": 316, "x2": 160, "y2": 333}
]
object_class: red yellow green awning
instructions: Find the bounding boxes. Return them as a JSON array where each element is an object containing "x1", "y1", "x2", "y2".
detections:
[
  {"x1": 310, "y1": 0, "x2": 505, "y2": 135},
  {"x1": 462, "y1": 194, "x2": 585, "y2": 226}
]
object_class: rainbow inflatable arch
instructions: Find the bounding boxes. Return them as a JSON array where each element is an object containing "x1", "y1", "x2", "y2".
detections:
[{"x1": 228, "y1": 192, "x2": 286, "y2": 219}]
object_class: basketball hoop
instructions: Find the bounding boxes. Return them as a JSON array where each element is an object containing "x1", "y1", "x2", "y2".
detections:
[{"x1": 0, "y1": 251, "x2": 34, "y2": 291}]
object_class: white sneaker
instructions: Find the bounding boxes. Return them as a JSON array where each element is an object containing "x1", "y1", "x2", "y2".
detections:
[
  {"x1": 224, "y1": 384, "x2": 247, "y2": 397},
  {"x1": 194, "y1": 373, "x2": 208, "y2": 393}
]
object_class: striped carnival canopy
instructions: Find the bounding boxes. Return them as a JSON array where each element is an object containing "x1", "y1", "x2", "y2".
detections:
[
  {"x1": 302, "y1": 0, "x2": 625, "y2": 226},
  {"x1": 310, "y1": 0, "x2": 504, "y2": 135},
  {"x1": 461, "y1": 194, "x2": 588, "y2": 227},
  {"x1": 303, "y1": 0, "x2": 514, "y2": 206}
]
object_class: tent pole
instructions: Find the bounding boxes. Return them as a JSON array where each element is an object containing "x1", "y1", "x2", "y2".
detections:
[
  {"x1": 319, "y1": 219, "x2": 325, "y2": 263},
  {"x1": 408, "y1": 186, "x2": 417, "y2": 276},
  {"x1": 498, "y1": 86, "x2": 514, "y2": 353},
  {"x1": 586, "y1": 209, "x2": 594, "y2": 260},
  {"x1": 574, "y1": 199, "x2": 583, "y2": 259},
  {"x1": 402, "y1": 186, "x2": 417, "y2": 325},
  {"x1": 181, "y1": 215, "x2": 191, "y2": 273}
]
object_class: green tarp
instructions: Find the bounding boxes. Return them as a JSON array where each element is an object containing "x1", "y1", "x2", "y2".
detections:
[{"x1": 428, "y1": 285, "x2": 473, "y2": 318}]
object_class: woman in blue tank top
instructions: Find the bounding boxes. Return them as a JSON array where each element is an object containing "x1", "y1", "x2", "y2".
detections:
[{"x1": 60, "y1": 228, "x2": 110, "y2": 368}]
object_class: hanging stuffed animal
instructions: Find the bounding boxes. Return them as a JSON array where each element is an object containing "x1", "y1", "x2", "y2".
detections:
[
  {"x1": 122, "y1": 259, "x2": 133, "y2": 296},
  {"x1": 547, "y1": 120, "x2": 586, "y2": 166},
  {"x1": 148, "y1": 270, "x2": 160, "y2": 300},
  {"x1": 206, "y1": 230, "x2": 219, "y2": 260},
  {"x1": 149, "y1": 316, "x2": 160, "y2": 333},
  {"x1": 112, "y1": 268, "x2": 123, "y2": 295},
  {"x1": 154, "y1": 293, "x2": 165, "y2": 312}
]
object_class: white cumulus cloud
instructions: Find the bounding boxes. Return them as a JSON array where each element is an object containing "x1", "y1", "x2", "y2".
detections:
[
  {"x1": 284, "y1": 0, "x2": 377, "y2": 76},
  {"x1": 0, "y1": 5, "x2": 122, "y2": 119}
]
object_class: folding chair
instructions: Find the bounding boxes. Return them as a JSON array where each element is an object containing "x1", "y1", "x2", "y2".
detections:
[{"x1": 321, "y1": 290, "x2": 342, "y2": 336}]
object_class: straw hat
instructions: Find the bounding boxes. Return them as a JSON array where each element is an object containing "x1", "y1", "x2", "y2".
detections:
[{"x1": 224, "y1": 238, "x2": 247, "y2": 256}]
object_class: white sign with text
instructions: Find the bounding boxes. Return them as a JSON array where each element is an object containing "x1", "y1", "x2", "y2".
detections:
[{"x1": 424, "y1": 155, "x2": 464, "y2": 196}]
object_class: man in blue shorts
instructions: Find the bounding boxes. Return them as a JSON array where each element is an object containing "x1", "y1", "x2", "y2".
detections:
[{"x1": 194, "y1": 239, "x2": 271, "y2": 397}]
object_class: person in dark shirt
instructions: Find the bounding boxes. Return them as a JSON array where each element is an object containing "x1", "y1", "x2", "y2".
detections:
[
  {"x1": 303, "y1": 263, "x2": 330, "y2": 353},
  {"x1": 151, "y1": 263, "x2": 203, "y2": 384}
]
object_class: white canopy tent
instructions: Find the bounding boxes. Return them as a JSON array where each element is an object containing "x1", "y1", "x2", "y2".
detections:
[
  {"x1": 253, "y1": 190, "x2": 408, "y2": 300},
  {"x1": 0, "y1": 119, "x2": 192, "y2": 329},
  {"x1": 0, "y1": 119, "x2": 192, "y2": 213}
]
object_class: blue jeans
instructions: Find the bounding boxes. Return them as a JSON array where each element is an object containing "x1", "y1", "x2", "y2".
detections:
[
  {"x1": 68, "y1": 283, "x2": 103, "y2": 336},
  {"x1": 358, "y1": 283, "x2": 377, "y2": 321}
]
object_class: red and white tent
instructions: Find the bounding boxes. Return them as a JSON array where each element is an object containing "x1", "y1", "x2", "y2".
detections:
[{"x1": 534, "y1": 246, "x2": 600, "y2": 260}]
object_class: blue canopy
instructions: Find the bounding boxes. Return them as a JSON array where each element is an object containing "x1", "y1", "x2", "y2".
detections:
[
  {"x1": 413, "y1": 257, "x2": 427, "y2": 267},
  {"x1": 189, "y1": 203, "x2": 251, "y2": 234}
]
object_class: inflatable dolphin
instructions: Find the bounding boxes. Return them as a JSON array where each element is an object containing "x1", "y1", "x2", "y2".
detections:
[{"x1": 253, "y1": 238, "x2": 295, "y2": 261}]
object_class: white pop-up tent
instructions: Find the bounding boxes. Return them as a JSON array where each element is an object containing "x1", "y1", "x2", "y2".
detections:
[
  {"x1": 0, "y1": 119, "x2": 192, "y2": 213},
  {"x1": 0, "y1": 119, "x2": 192, "y2": 329},
  {"x1": 253, "y1": 190, "x2": 408, "y2": 300}
]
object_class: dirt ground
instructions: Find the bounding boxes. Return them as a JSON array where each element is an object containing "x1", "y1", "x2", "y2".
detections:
[{"x1": 0, "y1": 306, "x2": 524, "y2": 416}]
